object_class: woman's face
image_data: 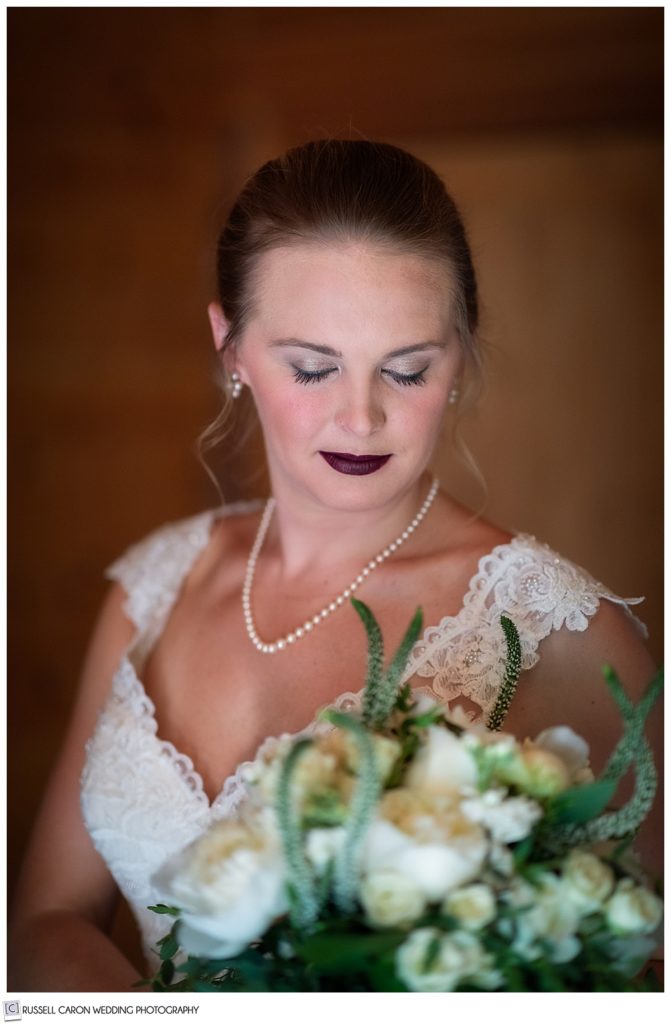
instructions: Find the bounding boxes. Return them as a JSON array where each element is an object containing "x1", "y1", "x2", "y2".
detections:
[{"x1": 210, "y1": 241, "x2": 463, "y2": 513}]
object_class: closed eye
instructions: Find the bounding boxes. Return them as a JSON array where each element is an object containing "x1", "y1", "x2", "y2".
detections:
[
  {"x1": 383, "y1": 367, "x2": 428, "y2": 387},
  {"x1": 293, "y1": 367, "x2": 338, "y2": 385}
]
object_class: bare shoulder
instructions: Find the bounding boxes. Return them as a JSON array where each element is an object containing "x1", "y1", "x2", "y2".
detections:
[
  {"x1": 429, "y1": 492, "x2": 513, "y2": 566},
  {"x1": 505, "y1": 598, "x2": 659, "y2": 772}
]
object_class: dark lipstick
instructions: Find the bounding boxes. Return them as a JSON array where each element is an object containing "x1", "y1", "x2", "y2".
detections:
[{"x1": 319, "y1": 451, "x2": 391, "y2": 476}]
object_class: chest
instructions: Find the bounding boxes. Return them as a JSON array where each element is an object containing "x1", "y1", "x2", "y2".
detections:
[{"x1": 138, "y1": 565, "x2": 463, "y2": 801}]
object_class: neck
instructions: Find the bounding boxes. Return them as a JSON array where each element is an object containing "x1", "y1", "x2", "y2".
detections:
[{"x1": 262, "y1": 473, "x2": 433, "y2": 583}]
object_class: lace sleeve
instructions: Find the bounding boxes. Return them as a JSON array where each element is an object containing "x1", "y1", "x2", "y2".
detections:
[
  {"x1": 104, "y1": 511, "x2": 218, "y2": 637},
  {"x1": 410, "y1": 534, "x2": 648, "y2": 723}
]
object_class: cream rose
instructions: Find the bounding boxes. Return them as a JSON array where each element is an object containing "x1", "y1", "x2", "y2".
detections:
[
  {"x1": 496, "y1": 746, "x2": 571, "y2": 798},
  {"x1": 359, "y1": 870, "x2": 427, "y2": 928},
  {"x1": 533, "y1": 725, "x2": 593, "y2": 783},
  {"x1": 513, "y1": 873, "x2": 581, "y2": 964},
  {"x1": 404, "y1": 725, "x2": 478, "y2": 794},
  {"x1": 443, "y1": 884, "x2": 497, "y2": 931},
  {"x1": 561, "y1": 849, "x2": 615, "y2": 913},
  {"x1": 153, "y1": 810, "x2": 288, "y2": 958},
  {"x1": 605, "y1": 879, "x2": 663, "y2": 935},
  {"x1": 362, "y1": 790, "x2": 488, "y2": 901},
  {"x1": 395, "y1": 928, "x2": 499, "y2": 992}
]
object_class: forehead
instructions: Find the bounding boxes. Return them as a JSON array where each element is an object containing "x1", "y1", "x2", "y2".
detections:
[{"x1": 247, "y1": 241, "x2": 455, "y2": 343}]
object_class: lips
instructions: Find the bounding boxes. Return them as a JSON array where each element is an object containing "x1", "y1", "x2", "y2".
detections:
[{"x1": 319, "y1": 451, "x2": 391, "y2": 476}]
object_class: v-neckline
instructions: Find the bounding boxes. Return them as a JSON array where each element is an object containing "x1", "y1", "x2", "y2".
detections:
[{"x1": 112, "y1": 503, "x2": 528, "y2": 809}]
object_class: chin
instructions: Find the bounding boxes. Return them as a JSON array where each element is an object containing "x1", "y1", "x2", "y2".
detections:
[{"x1": 308, "y1": 459, "x2": 422, "y2": 513}]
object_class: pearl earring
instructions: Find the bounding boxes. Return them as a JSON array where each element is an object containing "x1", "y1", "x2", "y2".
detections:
[
  {"x1": 448, "y1": 386, "x2": 460, "y2": 405},
  {"x1": 230, "y1": 371, "x2": 243, "y2": 399}
]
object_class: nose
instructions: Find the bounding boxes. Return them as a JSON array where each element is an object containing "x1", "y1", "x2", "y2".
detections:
[{"x1": 335, "y1": 379, "x2": 386, "y2": 438}]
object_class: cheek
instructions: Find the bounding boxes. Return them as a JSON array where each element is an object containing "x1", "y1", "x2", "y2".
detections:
[
  {"x1": 398, "y1": 390, "x2": 449, "y2": 440},
  {"x1": 252, "y1": 381, "x2": 327, "y2": 440}
]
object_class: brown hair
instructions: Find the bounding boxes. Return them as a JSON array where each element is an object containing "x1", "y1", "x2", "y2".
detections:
[
  {"x1": 200, "y1": 139, "x2": 484, "y2": 495},
  {"x1": 215, "y1": 139, "x2": 479, "y2": 362}
]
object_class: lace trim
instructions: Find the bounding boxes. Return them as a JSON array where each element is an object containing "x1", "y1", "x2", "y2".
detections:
[
  {"x1": 105, "y1": 500, "x2": 263, "y2": 648},
  {"x1": 111, "y1": 656, "x2": 212, "y2": 808},
  {"x1": 97, "y1": 517, "x2": 647, "y2": 813},
  {"x1": 408, "y1": 533, "x2": 646, "y2": 719}
]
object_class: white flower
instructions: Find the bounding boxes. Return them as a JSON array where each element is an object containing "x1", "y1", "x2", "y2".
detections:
[
  {"x1": 443, "y1": 884, "x2": 497, "y2": 931},
  {"x1": 305, "y1": 827, "x2": 347, "y2": 874},
  {"x1": 533, "y1": 726, "x2": 593, "y2": 783},
  {"x1": 461, "y1": 789, "x2": 542, "y2": 844},
  {"x1": 513, "y1": 873, "x2": 581, "y2": 964},
  {"x1": 496, "y1": 746, "x2": 571, "y2": 798},
  {"x1": 362, "y1": 818, "x2": 486, "y2": 902},
  {"x1": 561, "y1": 849, "x2": 615, "y2": 914},
  {"x1": 488, "y1": 842, "x2": 515, "y2": 877},
  {"x1": 153, "y1": 811, "x2": 288, "y2": 958},
  {"x1": 605, "y1": 879, "x2": 663, "y2": 935},
  {"x1": 359, "y1": 870, "x2": 427, "y2": 928},
  {"x1": 396, "y1": 928, "x2": 500, "y2": 992},
  {"x1": 363, "y1": 790, "x2": 488, "y2": 902},
  {"x1": 404, "y1": 725, "x2": 478, "y2": 794}
]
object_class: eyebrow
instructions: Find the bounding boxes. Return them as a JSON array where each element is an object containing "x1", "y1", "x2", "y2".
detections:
[{"x1": 270, "y1": 338, "x2": 448, "y2": 359}]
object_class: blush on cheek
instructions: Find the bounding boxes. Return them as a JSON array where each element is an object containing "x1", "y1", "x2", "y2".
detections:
[
  {"x1": 399, "y1": 394, "x2": 447, "y2": 435},
  {"x1": 254, "y1": 384, "x2": 326, "y2": 439}
]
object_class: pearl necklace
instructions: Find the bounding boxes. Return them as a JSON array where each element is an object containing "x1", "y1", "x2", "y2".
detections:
[{"x1": 242, "y1": 477, "x2": 440, "y2": 654}]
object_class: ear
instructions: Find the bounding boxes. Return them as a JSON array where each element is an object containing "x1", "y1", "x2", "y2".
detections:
[{"x1": 207, "y1": 302, "x2": 230, "y2": 355}]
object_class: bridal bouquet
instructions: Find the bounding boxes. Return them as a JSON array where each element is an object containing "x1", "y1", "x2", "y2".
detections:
[{"x1": 147, "y1": 601, "x2": 663, "y2": 992}]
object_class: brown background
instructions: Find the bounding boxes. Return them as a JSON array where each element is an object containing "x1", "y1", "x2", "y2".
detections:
[{"x1": 8, "y1": 6, "x2": 663, "y2": 948}]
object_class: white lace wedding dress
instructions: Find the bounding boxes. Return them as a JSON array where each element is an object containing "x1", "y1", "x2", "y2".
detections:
[{"x1": 79, "y1": 501, "x2": 646, "y2": 968}]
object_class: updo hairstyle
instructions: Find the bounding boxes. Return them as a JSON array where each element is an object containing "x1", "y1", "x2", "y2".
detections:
[
  {"x1": 200, "y1": 140, "x2": 483, "y2": 482},
  {"x1": 216, "y1": 138, "x2": 478, "y2": 354}
]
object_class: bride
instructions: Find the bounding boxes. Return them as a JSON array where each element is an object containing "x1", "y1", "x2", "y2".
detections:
[{"x1": 9, "y1": 140, "x2": 661, "y2": 991}]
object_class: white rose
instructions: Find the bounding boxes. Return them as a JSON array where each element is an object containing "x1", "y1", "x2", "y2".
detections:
[
  {"x1": 462, "y1": 789, "x2": 542, "y2": 844},
  {"x1": 396, "y1": 928, "x2": 498, "y2": 992},
  {"x1": 561, "y1": 849, "x2": 615, "y2": 913},
  {"x1": 153, "y1": 812, "x2": 288, "y2": 958},
  {"x1": 359, "y1": 870, "x2": 427, "y2": 928},
  {"x1": 533, "y1": 726, "x2": 592, "y2": 783},
  {"x1": 443, "y1": 884, "x2": 497, "y2": 931},
  {"x1": 305, "y1": 826, "x2": 347, "y2": 874},
  {"x1": 362, "y1": 819, "x2": 486, "y2": 902},
  {"x1": 513, "y1": 873, "x2": 581, "y2": 964},
  {"x1": 363, "y1": 795, "x2": 488, "y2": 902},
  {"x1": 605, "y1": 879, "x2": 663, "y2": 935},
  {"x1": 488, "y1": 842, "x2": 515, "y2": 877},
  {"x1": 405, "y1": 726, "x2": 478, "y2": 794}
]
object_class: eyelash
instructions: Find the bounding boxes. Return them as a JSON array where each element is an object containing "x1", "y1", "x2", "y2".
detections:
[{"x1": 292, "y1": 367, "x2": 427, "y2": 387}]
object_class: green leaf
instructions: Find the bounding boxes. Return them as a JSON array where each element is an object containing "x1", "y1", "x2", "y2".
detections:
[
  {"x1": 380, "y1": 606, "x2": 424, "y2": 718},
  {"x1": 544, "y1": 779, "x2": 617, "y2": 825},
  {"x1": 320, "y1": 711, "x2": 382, "y2": 913},
  {"x1": 159, "y1": 929, "x2": 179, "y2": 961},
  {"x1": 394, "y1": 683, "x2": 413, "y2": 712},
  {"x1": 147, "y1": 903, "x2": 181, "y2": 916},
  {"x1": 369, "y1": 956, "x2": 407, "y2": 992},
  {"x1": 512, "y1": 832, "x2": 536, "y2": 867},
  {"x1": 352, "y1": 598, "x2": 385, "y2": 724},
  {"x1": 487, "y1": 616, "x2": 522, "y2": 731},
  {"x1": 159, "y1": 959, "x2": 175, "y2": 985},
  {"x1": 296, "y1": 929, "x2": 404, "y2": 972},
  {"x1": 276, "y1": 737, "x2": 320, "y2": 927},
  {"x1": 409, "y1": 708, "x2": 445, "y2": 729}
]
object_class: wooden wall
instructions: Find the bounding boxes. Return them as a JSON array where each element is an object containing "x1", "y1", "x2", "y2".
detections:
[{"x1": 8, "y1": 8, "x2": 662, "y2": 937}]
